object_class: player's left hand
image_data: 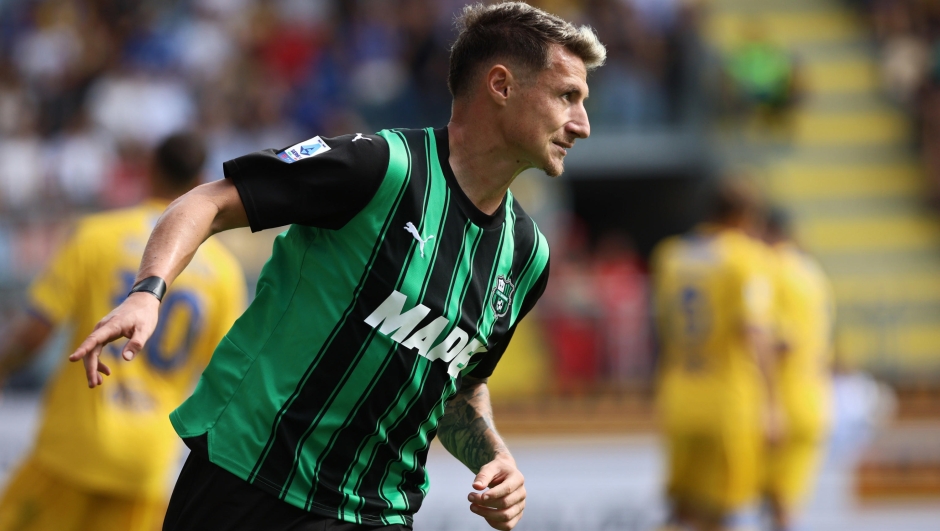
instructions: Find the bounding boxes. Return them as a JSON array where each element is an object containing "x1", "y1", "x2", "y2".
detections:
[{"x1": 467, "y1": 453, "x2": 526, "y2": 530}]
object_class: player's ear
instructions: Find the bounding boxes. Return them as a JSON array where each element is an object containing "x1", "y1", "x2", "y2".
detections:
[{"x1": 486, "y1": 65, "x2": 513, "y2": 106}]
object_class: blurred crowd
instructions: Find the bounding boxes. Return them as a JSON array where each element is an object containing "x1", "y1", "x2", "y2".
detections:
[
  {"x1": 540, "y1": 222, "x2": 653, "y2": 394},
  {"x1": 0, "y1": 0, "x2": 703, "y2": 289},
  {"x1": 849, "y1": 0, "x2": 940, "y2": 205},
  {"x1": 719, "y1": 20, "x2": 803, "y2": 137}
]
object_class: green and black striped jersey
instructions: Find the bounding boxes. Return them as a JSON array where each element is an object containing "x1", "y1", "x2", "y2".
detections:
[{"x1": 170, "y1": 127, "x2": 550, "y2": 526}]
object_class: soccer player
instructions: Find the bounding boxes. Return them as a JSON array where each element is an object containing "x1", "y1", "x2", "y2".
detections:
[
  {"x1": 651, "y1": 177, "x2": 781, "y2": 531},
  {"x1": 0, "y1": 132, "x2": 246, "y2": 531},
  {"x1": 762, "y1": 209, "x2": 833, "y2": 531},
  {"x1": 68, "y1": 4, "x2": 606, "y2": 531}
]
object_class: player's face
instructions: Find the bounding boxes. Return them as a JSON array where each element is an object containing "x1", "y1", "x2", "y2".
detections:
[{"x1": 508, "y1": 45, "x2": 590, "y2": 177}]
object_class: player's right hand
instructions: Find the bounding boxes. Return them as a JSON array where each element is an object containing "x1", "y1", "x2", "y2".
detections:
[
  {"x1": 468, "y1": 453, "x2": 526, "y2": 530},
  {"x1": 68, "y1": 292, "x2": 161, "y2": 388}
]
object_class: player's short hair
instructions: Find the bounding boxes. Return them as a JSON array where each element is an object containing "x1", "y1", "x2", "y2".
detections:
[
  {"x1": 448, "y1": 2, "x2": 606, "y2": 98},
  {"x1": 707, "y1": 175, "x2": 765, "y2": 224},
  {"x1": 154, "y1": 132, "x2": 206, "y2": 189}
]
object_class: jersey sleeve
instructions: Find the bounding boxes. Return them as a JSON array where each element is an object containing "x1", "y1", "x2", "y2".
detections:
[
  {"x1": 223, "y1": 133, "x2": 390, "y2": 232},
  {"x1": 468, "y1": 259, "x2": 551, "y2": 379},
  {"x1": 27, "y1": 225, "x2": 90, "y2": 325}
]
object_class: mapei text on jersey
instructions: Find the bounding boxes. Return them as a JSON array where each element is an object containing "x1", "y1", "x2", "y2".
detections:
[{"x1": 364, "y1": 290, "x2": 487, "y2": 377}]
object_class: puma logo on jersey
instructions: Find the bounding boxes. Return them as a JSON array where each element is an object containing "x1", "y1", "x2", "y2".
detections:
[
  {"x1": 404, "y1": 222, "x2": 435, "y2": 258},
  {"x1": 365, "y1": 291, "x2": 487, "y2": 377},
  {"x1": 352, "y1": 133, "x2": 371, "y2": 142}
]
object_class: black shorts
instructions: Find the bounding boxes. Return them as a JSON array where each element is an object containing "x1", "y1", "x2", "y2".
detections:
[{"x1": 163, "y1": 441, "x2": 412, "y2": 531}]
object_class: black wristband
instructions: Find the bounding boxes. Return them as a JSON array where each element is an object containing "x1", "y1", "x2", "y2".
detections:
[{"x1": 128, "y1": 276, "x2": 167, "y2": 302}]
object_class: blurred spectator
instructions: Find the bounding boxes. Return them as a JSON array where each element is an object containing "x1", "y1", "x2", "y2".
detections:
[
  {"x1": 541, "y1": 218, "x2": 602, "y2": 395},
  {"x1": 0, "y1": 115, "x2": 43, "y2": 208},
  {"x1": 848, "y1": 0, "x2": 940, "y2": 207},
  {"x1": 171, "y1": 1, "x2": 238, "y2": 84},
  {"x1": 538, "y1": 222, "x2": 654, "y2": 394},
  {"x1": 828, "y1": 358, "x2": 897, "y2": 465},
  {"x1": 0, "y1": 62, "x2": 37, "y2": 137},
  {"x1": 47, "y1": 110, "x2": 117, "y2": 205},
  {"x1": 881, "y1": 29, "x2": 928, "y2": 107},
  {"x1": 398, "y1": 0, "x2": 453, "y2": 127},
  {"x1": 592, "y1": 230, "x2": 652, "y2": 388},
  {"x1": 584, "y1": 0, "x2": 671, "y2": 127},
  {"x1": 87, "y1": 67, "x2": 195, "y2": 146},
  {"x1": 627, "y1": 0, "x2": 681, "y2": 33},
  {"x1": 100, "y1": 141, "x2": 148, "y2": 208},
  {"x1": 722, "y1": 17, "x2": 802, "y2": 135},
  {"x1": 0, "y1": 0, "x2": 702, "y2": 206}
]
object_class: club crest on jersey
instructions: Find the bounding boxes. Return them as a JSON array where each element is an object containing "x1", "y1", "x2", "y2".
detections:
[
  {"x1": 491, "y1": 275, "x2": 514, "y2": 318},
  {"x1": 277, "y1": 136, "x2": 331, "y2": 164}
]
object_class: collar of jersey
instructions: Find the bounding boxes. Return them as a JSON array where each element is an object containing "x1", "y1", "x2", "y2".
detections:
[{"x1": 434, "y1": 127, "x2": 507, "y2": 230}]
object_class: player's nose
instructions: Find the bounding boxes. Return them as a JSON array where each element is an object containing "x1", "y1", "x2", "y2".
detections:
[{"x1": 568, "y1": 103, "x2": 590, "y2": 139}]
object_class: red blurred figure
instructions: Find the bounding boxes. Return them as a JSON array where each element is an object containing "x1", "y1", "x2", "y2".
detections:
[
  {"x1": 592, "y1": 230, "x2": 652, "y2": 389},
  {"x1": 542, "y1": 217, "x2": 601, "y2": 395}
]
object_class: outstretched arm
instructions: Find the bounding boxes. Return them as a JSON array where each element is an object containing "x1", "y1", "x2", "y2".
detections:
[
  {"x1": 438, "y1": 375, "x2": 525, "y2": 531},
  {"x1": 68, "y1": 179, "x2": 248, "y2": 388}
]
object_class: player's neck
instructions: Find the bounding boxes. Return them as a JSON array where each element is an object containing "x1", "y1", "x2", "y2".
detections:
[{"x1": 446, "y1": 120, "x2": 528, "y2": 216}]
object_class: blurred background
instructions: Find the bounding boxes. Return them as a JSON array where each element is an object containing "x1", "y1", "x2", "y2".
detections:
[{"x1": 1, "y1": 0, "x2": 940, "y2": 529}]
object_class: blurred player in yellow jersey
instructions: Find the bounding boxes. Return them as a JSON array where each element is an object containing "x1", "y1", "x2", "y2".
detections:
[
  {"x1": 651, "y1": 177, "x2": 781, "y2": 531},
  {"x1": 762, "y1": 209, "x2": 833, "y2": 531},
  {"x1": 0, "y1": 132, "x2": 246, "y2": 531}
]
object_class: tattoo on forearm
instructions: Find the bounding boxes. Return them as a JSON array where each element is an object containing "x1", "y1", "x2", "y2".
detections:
[{"x1": 438, "y1": 378, "x2": 508, "y2": 473}]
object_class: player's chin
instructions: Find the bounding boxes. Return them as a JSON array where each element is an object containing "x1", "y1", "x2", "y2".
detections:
[{"x1": 542, "y1": 157, "x2": 564, "y2": 177}]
